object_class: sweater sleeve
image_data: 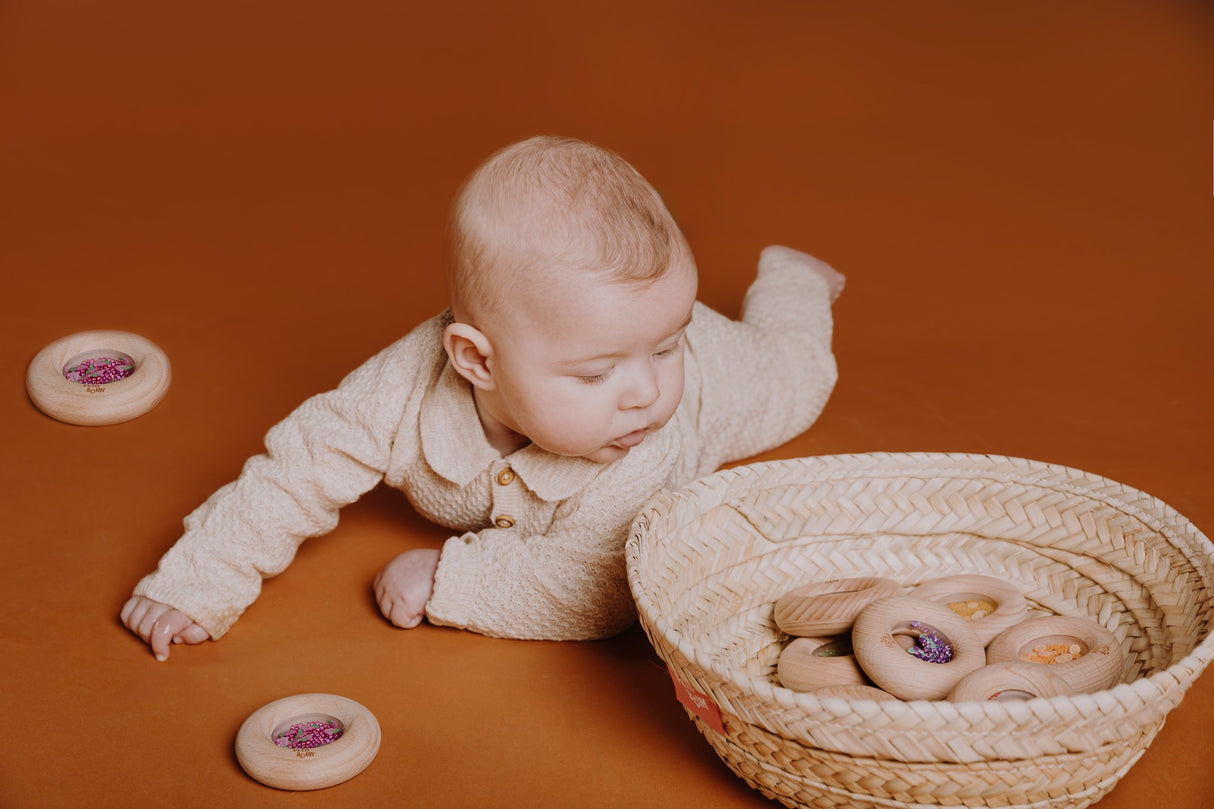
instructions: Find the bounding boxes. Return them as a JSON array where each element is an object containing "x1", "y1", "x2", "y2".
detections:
[
  {"x1": 423, "y1": 445, "x2": 671, "y2": 641},
  {"x1": 132, "y1": 333, "x2": 431, "y2": 639},
  {"x1": 688, "y1": 245, "x2": 840, "y2": 474}
]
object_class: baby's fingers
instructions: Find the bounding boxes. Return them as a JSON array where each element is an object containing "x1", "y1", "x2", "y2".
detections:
[
  {"x1": 146, "y1": 610, "x2": 196, "y2": 661},
  {"x1": 174, "y1": 624, "x2": 211, "y2": 645},
  {"x1": 120, "y1": 596, "x2": 155, "y2": 637},
  {"x1": 121, "y1": 597, "x2": 167, "y2": 643},
  {"x1": 388, "y1": 601, "x2": 425, "y2": 629},
  {"x1": 375, "y1": 589, "x2": 423, "y2": 629},
  {"x1": 150, "y1": 619, "x2": 177, "y2": 661}
]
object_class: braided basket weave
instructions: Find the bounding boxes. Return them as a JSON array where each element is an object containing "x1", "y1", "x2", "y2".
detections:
[{"x1": 625, "y1": 453, "x2": 1214, "y2": 809}]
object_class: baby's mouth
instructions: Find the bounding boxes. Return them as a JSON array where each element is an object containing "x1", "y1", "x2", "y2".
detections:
[{"x1": 613, "y1": 429, "x2": 648, "y2": 449}]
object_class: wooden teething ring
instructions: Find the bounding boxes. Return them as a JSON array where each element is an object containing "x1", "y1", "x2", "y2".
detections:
[
  {"x1": 776, "y1": 636, "x2": 868, "y2": 692},
  {"x1": 810, "y1": 684, "x2": 900, "y2": 702},
  {"x1": 235, "y1": 693, "x2": 381, "y2": 790},
  {"x1": 948, "y1": 661, "x2": 1074, "y2": 702},
  {"x1": 851, "y1": 596, "x2": 986, "y2": 701},
  {"x1": 773, "y1": 576, "x2": 903, "y2": 636},
  {"x1": 26, "y1": 330, "x2": 171, "y2": 425},
  {"x1": 911, "y1": 574, "x2": 1029, "y2": 646},
  {"x1": 986, "y1": 615, "x2": 1124, "y2": 693}
]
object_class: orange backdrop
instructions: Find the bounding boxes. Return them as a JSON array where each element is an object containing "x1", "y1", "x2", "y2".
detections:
[{"x1": 2, "y1": 2, "x2": 1212, "y2": 807}]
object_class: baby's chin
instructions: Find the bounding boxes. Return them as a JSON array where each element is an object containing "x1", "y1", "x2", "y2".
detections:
[
  {"x1": 536, "y1": 441, "x2": 631, "y2": 464},
  {"x1": 530, "y1": 430, "x2": 648, "y2": 463},
  {"x1": 582, "y1": 444, "x2": 631, "y2": 464}
]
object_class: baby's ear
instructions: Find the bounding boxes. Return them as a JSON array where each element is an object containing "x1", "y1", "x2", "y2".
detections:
[{"x1": 443, "y1": 322, "x2": 496, "y2": 390}]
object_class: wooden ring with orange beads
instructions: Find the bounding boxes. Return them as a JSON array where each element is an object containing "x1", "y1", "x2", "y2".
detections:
[
  {"x1": 986, "y1": 615, "x2": 1124, "y2": 693},
  {"x1": 948, "y1": 661, "x2": 1075, "y2": 702},
  {"x1": 26, "y1": 330, "x2": 171, "y2": 425},
  {"x1": 235, "y1": 693, "x2": 381, "y2": 791},
  {"x1": 776, "y1": 636, "x2": 869, "y2": 692},
  {"x1": 911, "y1": 574, "x2": 1029, "y2": 646},
  {"x1": 851, "y1": 595, "x2": 986, "y2": 701},
  {"x1": 773, "y1": 576, "x2": 903, "y2": 637}
]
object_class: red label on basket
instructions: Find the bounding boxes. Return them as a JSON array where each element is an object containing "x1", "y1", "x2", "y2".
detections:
[{"x1": 668, "y1": 666, "x2": 725, "y2": 734}]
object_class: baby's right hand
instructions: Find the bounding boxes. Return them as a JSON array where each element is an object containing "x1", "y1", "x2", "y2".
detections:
[
  {"x1": 120, "y1": 596, "x2": 211, "y2": 662},
  {"x1": 373, "y1": 549, "x2": 440, "y2": 629}
]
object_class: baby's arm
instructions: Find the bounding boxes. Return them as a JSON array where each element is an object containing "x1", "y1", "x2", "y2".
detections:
[
  {"x1": 424, "y1": 520, "x2": 636, "y2": 640},
  {"x1": 418, "y1": 454, "x2": 661, "y2": 640},
  {"x1": 120, "y1": 595, "x2": 211, "y2": 661},
  {"x1": 688, "y1": 245, "x2": 843, "y2": 470},
  {"x1": 761, "y1": 245, "x2": 845, "y2": 303},
  {"x1": 126, "y1": 327, "x2": 434, "y2": 650}
]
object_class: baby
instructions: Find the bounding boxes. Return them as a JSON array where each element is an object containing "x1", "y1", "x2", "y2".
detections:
[{"x1": 121, "y1": 135, "x2": 844, "y2": 660}]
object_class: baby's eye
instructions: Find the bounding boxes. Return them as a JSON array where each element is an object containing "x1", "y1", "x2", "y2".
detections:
[
  {"x1": 654, "y1": 339, "x2": 685, "y2": 359},
  {"x1": 577, "y1": 371, "x2": 611, "y2": 385}
]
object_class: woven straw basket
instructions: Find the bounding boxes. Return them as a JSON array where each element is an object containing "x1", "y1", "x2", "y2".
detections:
[{"x1": 625, "y1": 453, "x2": 1214, "y2": 809}]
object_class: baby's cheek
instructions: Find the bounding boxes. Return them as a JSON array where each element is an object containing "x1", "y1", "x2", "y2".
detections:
[
  {"x1": 660, "y1": 369, "x2": 688, "y2": 414},
  {"x1": 552, "y1": 410, "x2": 611, "y2": 446},
  {"x1": 562, "y1": 413, "x2": 618, "y2": 454}
]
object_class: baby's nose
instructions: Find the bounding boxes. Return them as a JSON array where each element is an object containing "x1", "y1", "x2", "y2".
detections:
[{"x1": 621, "y1": 367, "x2": 660, "y2": 410}]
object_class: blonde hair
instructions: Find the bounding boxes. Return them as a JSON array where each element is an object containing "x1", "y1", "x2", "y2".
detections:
[{"x1": 446, "y1": 136, "x2": 689, "y2": 322}]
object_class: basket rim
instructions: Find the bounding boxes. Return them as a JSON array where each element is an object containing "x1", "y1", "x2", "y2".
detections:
[{"x1": 626, "y1": 451, "x2": 1214, "y2": 725}]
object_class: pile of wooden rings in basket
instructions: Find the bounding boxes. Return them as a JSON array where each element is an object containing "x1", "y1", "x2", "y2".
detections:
[{"x1": 773, "y1": 575, "x2": 1124, "y2": 702}]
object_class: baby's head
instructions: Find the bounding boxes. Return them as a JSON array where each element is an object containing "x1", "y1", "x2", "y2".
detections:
[
  {"x1": 446, "y1": 135, "x2": 690, "y2": 323},
  {"x1": 443, "y1": 136, "x2": 698, "y2": 462}
]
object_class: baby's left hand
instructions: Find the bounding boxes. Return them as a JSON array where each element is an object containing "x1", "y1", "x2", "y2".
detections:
[
  {"x1": 373, "y1": 549, "x2": 440, "y2": 629},
  {"x1": 761, "y1": 245, "x2": 846, "y2": 303}
]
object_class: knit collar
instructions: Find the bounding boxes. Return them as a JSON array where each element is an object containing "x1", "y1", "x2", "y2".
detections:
[{"x1": 420, "y1": 362, "x2": 605, "y2": 501}]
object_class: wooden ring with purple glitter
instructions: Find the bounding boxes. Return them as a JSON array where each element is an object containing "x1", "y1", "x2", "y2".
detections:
[
  {"x1": 235, "y1": 693, "x2": 381, "y2": 790},
  {"x1": 26, "y1": 330, "x2": 171, "y2": 425},
  {"x1": 851, "y1": 596, "x2": 986, "y2": 701}
]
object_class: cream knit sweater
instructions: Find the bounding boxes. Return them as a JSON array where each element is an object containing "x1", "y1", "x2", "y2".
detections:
[{"x1": 133, "y1": 247, "x2": 839, "y2": 641}]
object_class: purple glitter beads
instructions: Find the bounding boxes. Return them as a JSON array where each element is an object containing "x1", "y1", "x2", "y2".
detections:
[
  {"x1": 273, "y1": 719, "x2": 345, "y2": 750},
  {"x1": 63, "y1": 354, "x2": 135, "y2": 385},
  {"x1": 906, "y1": 620, "x2": 954, "y2": 664}
]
